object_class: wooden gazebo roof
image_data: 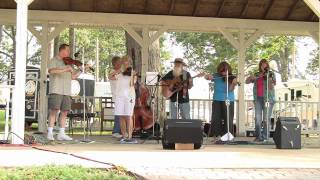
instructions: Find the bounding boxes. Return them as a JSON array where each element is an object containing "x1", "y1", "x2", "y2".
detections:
[{"x1": 0, "y1": 0, "x2": 318, "y2": 22}]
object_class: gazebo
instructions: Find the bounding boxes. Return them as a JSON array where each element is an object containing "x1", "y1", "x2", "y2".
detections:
[{"x1": 0, "y1": 0, "x2": 319, "y2": 144}]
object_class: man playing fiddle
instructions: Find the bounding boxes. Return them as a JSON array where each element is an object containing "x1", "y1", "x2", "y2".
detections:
[{"x1": 47, "y1": 44, "x2": 81, "y2": 141}]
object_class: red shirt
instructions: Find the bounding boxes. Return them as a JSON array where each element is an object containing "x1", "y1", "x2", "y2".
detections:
[{"x1": 256, "y1": 77, "x2": 264, "y2": 97}]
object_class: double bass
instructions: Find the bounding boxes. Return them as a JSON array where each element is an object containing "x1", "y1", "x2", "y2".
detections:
[{"x1": 133, "y1": 82, "x2": 154, "y2": 131}]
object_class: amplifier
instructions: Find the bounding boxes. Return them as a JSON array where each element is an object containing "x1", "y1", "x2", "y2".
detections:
[
  {"x1": 162, "y1": 119, "x2": 203, "y2": 149},
  {"x1": 273, "y1": 117, "x2": 301, "y2": 149}
]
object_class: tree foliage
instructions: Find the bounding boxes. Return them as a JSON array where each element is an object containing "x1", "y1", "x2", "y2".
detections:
[
  {"x1": 58, "y1": 28, "x2": 126, "y2": 79},
  {"x1": 306, "y1": 48, "x2": 319, "y2": 76},
  {"x1": 170, "y1": 32, "x2": 296, "y2": 82}
]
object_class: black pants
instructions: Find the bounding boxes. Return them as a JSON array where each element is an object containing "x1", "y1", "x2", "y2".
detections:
[{"x1": 210, "y1": 101, "x2": 234, "y2": 137}]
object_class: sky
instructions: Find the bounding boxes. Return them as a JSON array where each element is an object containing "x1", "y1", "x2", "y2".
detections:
[{"x1": 163, "y1": 33, "x2": 319, "y2": 100}]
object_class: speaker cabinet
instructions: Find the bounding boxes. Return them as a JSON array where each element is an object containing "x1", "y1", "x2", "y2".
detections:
[
  {"x1": 273, "y1": 117, "x2": 301, "y2": 149},
  {"x1": 162, "y1": 119, "x2": 203, "y2": 149}
]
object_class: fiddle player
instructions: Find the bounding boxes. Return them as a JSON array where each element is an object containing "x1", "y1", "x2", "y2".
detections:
[
  {"x1": 161, "y1": 58, "x2": 193, "y2": 119},
  {"x1": 245, "y1": 59, "x2": 276, "y2": 142},
  {"x1": 114, "y1": 56, "x2": 138, "y2": 143},
  {"x1": 47, "y1": 44, "x2": 81, "y2": 141},
  {"x1": 203, "y1": 62, "x2": 237, "y2": 141}
]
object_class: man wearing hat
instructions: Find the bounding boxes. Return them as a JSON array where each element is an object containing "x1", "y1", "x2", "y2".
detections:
[{"x1": 161, "y1": 58, "x2": 193, "y2": 119}]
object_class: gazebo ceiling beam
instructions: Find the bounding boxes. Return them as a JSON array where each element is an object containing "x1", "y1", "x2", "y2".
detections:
[
  {"x1": 192, "y1": 0, "x2": 200, "y2": 16},
  {"x1": 0, "y1": 9, "x2": 317, "y2": 36},
  {"x1": 217, "y1": 0, "x2": 226, "y2": 17},
  {"x1": 240, "y1": 0, "x2": 249, "y2": 18},
  {"x1": 286, "y1": 0, "x2": 300, "y2": 20},
  {"x1": 169, "y1": 0, "x2": 176, "y2": 15},
  {"x1": 144, "y1": 0, "x2": 149, "y2": 13},
  {"x1": 263, "y1": 0, "x2": 275, "y2": 19}
]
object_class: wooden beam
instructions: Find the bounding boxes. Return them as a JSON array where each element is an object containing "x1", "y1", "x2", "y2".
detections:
[
  {"x1": 244, "y1": 28, "x2": 264, "y2": 48},
  {"x1": 144, "y1": 0, "x2": 149, "y2": 13},
  {"x1": 119, "y1": 0, "x2": 124, "y2": 13},
  {"x1": 304, "y1": 0, "x2": 320, "y2": 17},
  {"x1": 27, "y1": 26, "x2": 41, "y2": 41},
  {"x1": 240, "y1": 0, "x2": 249, "y2": 18},
  {"x1": 149, "y1": 26, "x2": 167, "y2": 44},
  {"x1": 219, "y1": 28, "x2": 239, "y2": 49},
  {"x1": 286, "y1": 0, "x2": 300, "y2": 20},
  {"x1": 192, "y1": 0, "x2": 200, "y2": 16},
  {"x1": 217, "y1": 0, "x2": 226, "y2": 17},
  {"x1": 169, "y1": 0, "x2": 176, "y2": 15},
  {"x1": 0, "y1": 9, "x2": 317, "y2": 36},
  {"x1": 263, "y1": 0, "x2": 275, "y2": 19},
  {"x1": 48, "y1": 21, "x2": 68, "y2": 42},
  {"x1": 122, "y1": 25, "x2": 143, "y2": 46}
]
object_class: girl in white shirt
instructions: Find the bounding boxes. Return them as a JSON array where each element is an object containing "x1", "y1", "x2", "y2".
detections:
[{"x1": 114, "y1": 56, "x2": 137, "y2": 143}]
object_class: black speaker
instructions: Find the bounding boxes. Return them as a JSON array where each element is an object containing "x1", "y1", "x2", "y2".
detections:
[
  {"x1": 162, "y1": 119, "x2": 203, "y2": 149},
  {"x1": 273, "y1": 117, "x2": 301, "y2": 149}
]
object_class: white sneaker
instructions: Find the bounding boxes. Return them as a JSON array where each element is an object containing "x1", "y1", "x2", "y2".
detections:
[
  {"x1": 57, "y1": 133, "x2": 73, "y2": 141},
  {"x1": 112, "y1": 133, "x2": 123, "y2": 138},
  {"x1": 47, "y1": 132, "x2": 54, "y2": 141}
]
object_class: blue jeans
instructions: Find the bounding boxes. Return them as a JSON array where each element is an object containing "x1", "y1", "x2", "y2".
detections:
[
  {"x1": 112, "y1": 115, "x2": 121, "y2": 134},
  {"x1": 170, "y1": 102, "x2": 190, "y2": 119},
  {"x1": 255, "y1": 97, "x2": 274, "y2": 140}
]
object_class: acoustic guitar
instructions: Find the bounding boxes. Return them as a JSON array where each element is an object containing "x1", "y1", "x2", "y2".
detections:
[{"x1": 161, "y1": 73, "x2": 204, "y2": 99}]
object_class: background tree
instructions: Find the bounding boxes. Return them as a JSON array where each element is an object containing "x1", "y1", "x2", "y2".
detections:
[
  {"x1": 0, "y1": 25, "x2": 41, "y2": 81},
  {"x1": 170, "y1": 33, "x2": 296, "y2": 82},
  {"x1": 307, "y1": 48, "x2": 319, "y2": 76}
]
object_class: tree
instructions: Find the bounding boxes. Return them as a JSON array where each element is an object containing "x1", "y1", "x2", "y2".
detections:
[
  {"x1": 307, "y1": 48, "x2": 319, "y2": 76},
  {"x1": 170, "y1": 32, "x2": 296, "y2": 82},
  {"x1": 0, "y1": 25, "x2": 41, "y2": 80},
  {"x1": 58, "y1": 28, "x2": 127, "y2": 80}
]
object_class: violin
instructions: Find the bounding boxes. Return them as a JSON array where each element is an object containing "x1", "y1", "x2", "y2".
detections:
[{"x1": 62, "y1": 57, "x2": 94, "y2": 72}]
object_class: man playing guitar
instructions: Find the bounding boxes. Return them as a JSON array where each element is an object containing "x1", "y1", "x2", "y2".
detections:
[{"x1": 161, "y1": 58, "x2": 193, "y2": 119}]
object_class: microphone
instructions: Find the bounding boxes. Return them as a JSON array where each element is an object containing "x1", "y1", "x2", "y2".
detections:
[{"x1": 264, "y1": 67, "x2": 269, "y2": 72}]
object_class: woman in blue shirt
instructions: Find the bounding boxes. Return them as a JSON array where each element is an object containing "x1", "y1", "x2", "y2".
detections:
[{"x1": 204, "y1": 62, "x2": 238, "y2": 139}]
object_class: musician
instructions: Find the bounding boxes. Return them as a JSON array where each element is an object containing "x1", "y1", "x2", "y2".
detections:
[
  {"x1": 246, "y1": 59, "x2": 276, "y2": 142},
  {"x1": 162, "y1": 58, "x2": 193, "y2": 119},
  {"x1": 108, "y1": 56, "x2": 122, "y2": 138},
  {"x1": 114, "y1": 56, "x2": 138, "y2": 143},
  {"x1": 47, "y1": 44, "x2": 81, "y2": 141},
  {"x1": 204, "y1": 62, "x2": 237, "y2": 140}
]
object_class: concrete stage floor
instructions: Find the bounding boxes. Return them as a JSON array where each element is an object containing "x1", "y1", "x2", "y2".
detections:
[{"x1": 0, "y1": 135, "x2": 320, "y2": 179}]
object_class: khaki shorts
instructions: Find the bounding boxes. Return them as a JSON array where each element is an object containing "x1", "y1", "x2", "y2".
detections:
[{"x1": 48, "y1": 94, "x2": 71, "y2": 111}]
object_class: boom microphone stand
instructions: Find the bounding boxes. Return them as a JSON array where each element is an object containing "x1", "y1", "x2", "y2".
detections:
[{"x1": 265, "y1": 68, "x2": 271, "y2": 142}]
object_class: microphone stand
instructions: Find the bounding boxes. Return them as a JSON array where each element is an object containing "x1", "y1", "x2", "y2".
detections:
[
  {"x1": 265, "y1": 69, "x2": 271, "y2": 142},
  {"x1": 142, "y1": 74, "x2": 162, "y2": 143},
  {"x1": 80, "y1": 48, "x2": 93, "y2": 143},
  {"x1": 221, "y1": 70, "x2": 234, "y2": 142}
]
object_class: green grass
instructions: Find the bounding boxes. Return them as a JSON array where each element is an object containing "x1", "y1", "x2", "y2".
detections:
[{"x1": 0, "y1": 165, "x2": 135, "y2": 180}]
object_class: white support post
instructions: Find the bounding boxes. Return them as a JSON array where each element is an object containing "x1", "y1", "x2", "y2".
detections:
[
  {"x1": 237, "y1": 30, "x2": 246, "y2": 136},
  {"x1": 304, "y1": 0, "x2": 320, "y2": 131},
  {"x1": 220, "y1": 28, "x2": 263, "y2": 136},
  {"x1": 38, "y1": 22, "x2": 49, "y2": 133},
  {"x1": 11, "y1": 0, "x2": 33, "y2": 144},
  {"x1": 141, "y1": 27, "x2": 150, "y2": 83}
]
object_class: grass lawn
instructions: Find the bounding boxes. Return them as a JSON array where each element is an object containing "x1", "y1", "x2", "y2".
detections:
[{"x1": 0, "y1": 165, "x2": 135, "y2": 180}]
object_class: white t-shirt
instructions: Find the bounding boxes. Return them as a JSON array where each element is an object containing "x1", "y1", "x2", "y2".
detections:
[
  {"x1": 109, "y1": 69, "x2": 119, "y2": 102},
  {"x1": 115, "y1": 74, "x2": 135, "y2": 100}
]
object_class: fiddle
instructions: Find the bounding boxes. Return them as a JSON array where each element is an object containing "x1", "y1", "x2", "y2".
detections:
[{"x1": 62, "y1": 57, "x2": 94, "y2": 72}]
